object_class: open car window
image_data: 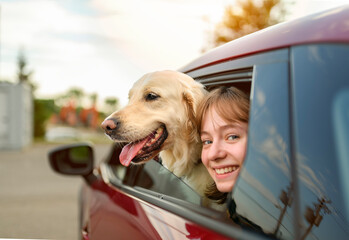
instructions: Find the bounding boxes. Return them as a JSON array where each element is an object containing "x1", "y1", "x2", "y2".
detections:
[
  {"x1": 102, "y1": 49, "x2": 289, "y2": 210},
  {"x1": 101, "y1": 49, "x2": 289, "y2": 208}
]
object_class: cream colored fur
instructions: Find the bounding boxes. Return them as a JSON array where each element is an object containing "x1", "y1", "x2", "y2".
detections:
[{"x1": 105, "y1": 70, "x2": 213, "y2": 196}]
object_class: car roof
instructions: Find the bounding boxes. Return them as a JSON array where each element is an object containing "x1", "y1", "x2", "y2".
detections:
[{"x1": 180, "y1": 5, "x2": 349, "y2": 73}]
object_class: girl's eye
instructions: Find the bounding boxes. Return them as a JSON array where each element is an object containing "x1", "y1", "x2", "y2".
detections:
[
  {"x1": 227, "y1": 135, "x2": 239, "y2": 141},
  {"x1": 202, "y1": 140, "x2": 212, "y2": 145}
]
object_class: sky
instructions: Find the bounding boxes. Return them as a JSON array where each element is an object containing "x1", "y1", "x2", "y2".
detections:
[{"x1": 0, "y1": 0, "x2": 348, "y2": 108}]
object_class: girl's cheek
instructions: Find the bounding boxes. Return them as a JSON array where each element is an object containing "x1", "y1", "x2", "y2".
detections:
[{"x1": 201, "y1": 149, "x2": 211, "y2": 167}]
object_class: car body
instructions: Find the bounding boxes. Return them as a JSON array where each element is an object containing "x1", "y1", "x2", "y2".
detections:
[{"x1": 49, "y1": 5, "x2": 349, "y2": 240}]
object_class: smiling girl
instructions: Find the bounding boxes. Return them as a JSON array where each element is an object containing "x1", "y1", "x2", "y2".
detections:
[{"x1": 196, "y1": 86, "x2": 250, "y2": 203}]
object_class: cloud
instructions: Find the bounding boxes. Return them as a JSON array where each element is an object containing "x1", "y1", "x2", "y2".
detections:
[
  {"x1": 297, "y1": 153, "x2": 326, "y2": 198},
  {"x1": 90, "y1": 0, "x2": 211, "y2": 70},
  {"x1": 0, "y1": 0, "x2": 235, "y2": 106},
  {"x1": 2, "y1": 1, "x2": 92, "y2": 47},
  {"x1": 0, "y1": 0, "x2": 142, "y2": 106}
]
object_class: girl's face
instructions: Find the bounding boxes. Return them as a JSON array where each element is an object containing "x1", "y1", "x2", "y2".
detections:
[{"x1": 200, "y1": 107, "x2": 248, "y2": 193}]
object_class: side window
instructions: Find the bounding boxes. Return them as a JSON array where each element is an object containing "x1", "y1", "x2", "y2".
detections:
[
  {"x1": 292, "y1": 45, "x2": 349, "y2": 239},
  {"x1": 106, "y1": 144, "x2": 202, "y2": 205},
  {"x1": 229, "y1": 62, "x2": 296, "y2": 239}
]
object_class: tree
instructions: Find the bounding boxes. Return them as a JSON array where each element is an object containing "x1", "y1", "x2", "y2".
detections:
[
  {"x1": 17, "y1": 49, "x2": 33, "y2": 82},
  {"x1": 203, "y1": 0, "x2": 288, "y2": 51},
  {"x1": 34, "y1": 99, "x2": 57, "y2": 138},
  {"x1": 17, "y1": 48, "x2": 37, "y2": 92}
]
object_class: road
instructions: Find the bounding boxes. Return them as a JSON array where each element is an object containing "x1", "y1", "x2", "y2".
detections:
[{"x1": 0, "y1": 142, "x2": 112, "y2": 240}]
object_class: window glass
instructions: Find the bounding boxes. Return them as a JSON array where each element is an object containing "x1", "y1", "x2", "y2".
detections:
[
  {"x1": 292, "y1": 44, "x2": 349, "y2": 239},
  {"x1": 333, "y1": 89, "x2": 349, "y2": 219},
  {"x1": 229, "y1": 62, "x2": 296, "y2": 239},
  {"x1": 108, "y1": 154, "x2": 202, "y2": 205}
]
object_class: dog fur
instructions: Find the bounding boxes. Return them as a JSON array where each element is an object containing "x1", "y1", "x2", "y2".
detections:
[{"x1": 102, "y1": 70, "x2": 213, "y2": 196}]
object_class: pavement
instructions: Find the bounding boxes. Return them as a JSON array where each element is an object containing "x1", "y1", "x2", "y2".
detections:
[{"x1": 0, "y1": 142, "x2": 112, "y2": 240}]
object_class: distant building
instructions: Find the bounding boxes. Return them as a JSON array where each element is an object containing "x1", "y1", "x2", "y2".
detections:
[
  {"x1": 55, "y1": 101, "x2": 99, "y2": 129},
  {"x1": 80, "y1": 105, "x2": 99, "y2": 129},
  {"x1": 0, "y1": 82, "x2": 33, "y2": 150},
  {"x1": 59, "y1": 101, "x2": 78, "y2": 126}
]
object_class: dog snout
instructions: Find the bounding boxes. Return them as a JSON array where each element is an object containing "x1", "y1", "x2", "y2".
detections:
[{"x1": 101, "y1": 118, "x2": 121, "y2": 135}]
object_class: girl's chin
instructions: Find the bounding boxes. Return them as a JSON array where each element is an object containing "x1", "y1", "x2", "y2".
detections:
[
  {"x1": 216, "y1": 182, "x2": 235, "y2": 193},
  {"x1": 209, "y1": 169, "x2": 240, "y2": 192},
  {"x1": 214, "y1": 173, "x2": 239, "y2": 192}
]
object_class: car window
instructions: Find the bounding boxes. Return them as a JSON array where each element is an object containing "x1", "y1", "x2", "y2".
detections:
[
  {"x1": 229, "y1": 60, "x2": 296, "y2": 239},
  {"x1": 292, "y1": 44, "x2": 349, "y2": 239},
  {"x1": 105, "y1": 145, "x2": 202, "y2": 205},
  {"x1": 333, "y1": 89, "x2": 349, "y2": 218}
]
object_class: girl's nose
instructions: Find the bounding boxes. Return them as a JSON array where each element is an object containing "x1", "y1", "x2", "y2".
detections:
[{"x1": 207, "y1": 141, "x2": 226, "y2": 161}]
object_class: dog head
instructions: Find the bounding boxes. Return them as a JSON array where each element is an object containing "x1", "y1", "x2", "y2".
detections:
[{"x1": 101, "y1": 70, "x2": 206, "y2": 167}]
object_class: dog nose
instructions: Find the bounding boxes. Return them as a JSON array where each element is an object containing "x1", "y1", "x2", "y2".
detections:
[{"x1": 101, "y1": 118, "x2": 120, "y2": 132}]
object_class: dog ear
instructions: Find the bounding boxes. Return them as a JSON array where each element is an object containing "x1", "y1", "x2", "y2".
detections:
[
  {"x1": 183, "y1": 88, "x2": 207, "y2": 143},
  {"x1": 182, "y1": 92, "x2": 197, "y2": 141}
]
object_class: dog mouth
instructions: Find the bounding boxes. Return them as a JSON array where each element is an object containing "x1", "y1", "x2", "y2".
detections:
[{"x1": 119, "y1": 125, "x2": 168, "y2": 166}]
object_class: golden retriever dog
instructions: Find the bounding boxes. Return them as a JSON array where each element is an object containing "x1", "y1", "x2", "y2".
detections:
[{"x1": 101, "y1": 70, "x2": 213, "y2": 196}]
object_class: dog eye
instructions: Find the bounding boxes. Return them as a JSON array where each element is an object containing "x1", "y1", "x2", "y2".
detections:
[{"x1": 145, "y1": 93, "x2": 159, "y2": 101}]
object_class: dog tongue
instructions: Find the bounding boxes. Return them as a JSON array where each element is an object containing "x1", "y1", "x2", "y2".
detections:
[{"x1": 120, "y1": 137, "x2": 150, "y2": 166}]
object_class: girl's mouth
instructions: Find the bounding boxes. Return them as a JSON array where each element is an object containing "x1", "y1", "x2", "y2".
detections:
[{"x1": 214, "y1": 165, "x2": 239, "y2": 175}]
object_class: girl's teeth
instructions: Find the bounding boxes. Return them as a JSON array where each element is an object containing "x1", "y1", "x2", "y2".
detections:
[{"x1": 215, "y1": 166, "x2": 238, "y2": 175}]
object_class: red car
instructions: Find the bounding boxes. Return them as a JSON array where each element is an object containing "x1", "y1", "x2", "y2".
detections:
[{"x1": 49, "y1": 5, "x2": 349, "y2": 240}]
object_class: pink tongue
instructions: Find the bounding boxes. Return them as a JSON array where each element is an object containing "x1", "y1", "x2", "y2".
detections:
[{"x1": 120, "y1": 136, "x2": 151, "y2": 166}]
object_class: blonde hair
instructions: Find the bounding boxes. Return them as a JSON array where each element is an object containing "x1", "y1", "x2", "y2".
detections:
[{"x1": 196, "y1": 86, "x2": 250, "y2": 203}]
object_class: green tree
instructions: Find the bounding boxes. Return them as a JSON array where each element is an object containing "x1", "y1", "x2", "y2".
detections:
[
  {"x1": 17, "y1": 48, "x2": 37, "y2": 92},
  {"x1": 203, "y1": 0, "x2": 288, "y2": 51},
  {"x1": 34, "y1": 99, "x2": 57, "y2": 138},
  {"x1": 17, "y1": 49, "x2": 32, "y2": 82}
]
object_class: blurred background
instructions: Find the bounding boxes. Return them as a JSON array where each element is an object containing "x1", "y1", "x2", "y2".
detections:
[{"x1": 0, "y1": 0, "x2": 347, "y2": 239}]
